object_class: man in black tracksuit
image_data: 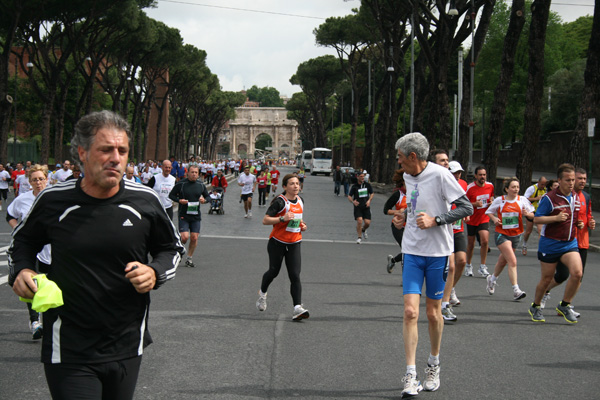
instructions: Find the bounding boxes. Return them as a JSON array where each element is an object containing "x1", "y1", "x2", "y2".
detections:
[
  {"x1": 9, "y1": 111, "x2": 185, "y2": 399},
  {"x1": 169, "y1": 165, "x2": 209, "y2": 268}
]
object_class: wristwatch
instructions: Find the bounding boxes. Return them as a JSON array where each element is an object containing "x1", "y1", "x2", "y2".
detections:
[
  {"x1": 435, "y1": 216, "x2": 442, "y2": 226},
  {"x1": 279, "y1": 216, "x2": 285, "y2": 223}
]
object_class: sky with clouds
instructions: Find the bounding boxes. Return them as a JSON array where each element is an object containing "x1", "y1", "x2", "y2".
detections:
[{"x1": 145, "y1": 0, "x2": 595, "y2": 98}]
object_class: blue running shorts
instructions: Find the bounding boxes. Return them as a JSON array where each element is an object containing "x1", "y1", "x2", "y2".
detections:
[{"x1": 402, "y1": 254, "x2": 449, "y2": 300}]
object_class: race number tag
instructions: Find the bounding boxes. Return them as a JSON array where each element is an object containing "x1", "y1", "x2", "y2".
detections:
[
  {"x1": 286, "y1": 213, "x2": 303, "y2": 233},
  {"x1": 453, "y1": 218, "x2": 463, "y2": 231},
  {"x1": 187, "y1": 201, "x2": 199, "y2": 215},
  {"x1": 477, "y1": 194, "x2": 490, "y2": 209},
  {"x1": 358, "y1": 188, "x2": 369, "y2": 198},
  {"x1": 159, "y1": 183, "x2": 171, "y2": 195},
  {"x1": 502, "y1": 212, "x2": 519, "y2": 229}
]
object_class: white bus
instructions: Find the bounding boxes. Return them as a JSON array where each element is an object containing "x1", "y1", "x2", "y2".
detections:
[
  {"x1": 300, "y1": 150, "x2": 312, "y2": 172},
  {"x1": 311, "y1": 147, "x2": 332, "y2": 176}
]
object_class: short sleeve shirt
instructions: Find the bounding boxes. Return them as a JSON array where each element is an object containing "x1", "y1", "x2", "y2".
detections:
[{"x1": 465, "y1": 181, "x2": 494, "y2": 226}]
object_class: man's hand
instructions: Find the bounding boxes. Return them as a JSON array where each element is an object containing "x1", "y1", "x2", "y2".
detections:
[
  {"x1": 589, "y1": 216, "x2": 596, "y2": 230},
  {"x1": 125, "y1": 262, "x2": 156, "y2": 293},
  {"x1": 179, "y1": 199, "x2": 188, "y2": 205},
  {"x1": 392, "y1": 213, "x2": 405, "y2": 229},
  {"x1": 12, "y1": 268, "x2": 38, "y2": 299},
  {"x1": 473, "y1": 200, "x2": 483, "y2": 208},
  {"x1": 416, "y1": 212, "x2": 436, "y2": 230},
  {"x1": 199, "y1": 196, "x2": 206, "y2": 204},
  {"x1": 555, "y1": 211, "x2": 568, "y2": 222}
]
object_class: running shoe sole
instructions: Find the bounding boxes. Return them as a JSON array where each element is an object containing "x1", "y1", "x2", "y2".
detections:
[
  {"x1": 513, "y1": 292, "x2": 527, "y2": 301},
  {"x1": 292, "y1": 310, "x2": 310, "y2": 321}
]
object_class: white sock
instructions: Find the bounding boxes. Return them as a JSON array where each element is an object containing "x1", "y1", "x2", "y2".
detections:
[
  {"x1": 428, "y1": 354, "x2": 440, "y2": 366},
  {"x1": 442, "y1": 301, "x2": 449, "y2": 309},
  {"x1": 406, "y1": 365, "x2": 417, "y2": 376},
  {"x1": 512, "y1": 285, "x2": 519, "y2": 291},
  {"x1": 491, "y1": 275, "x2": 497, "y2": 282},
  {"x1": 259, "y1": 290, "x2": 267, "y2": 297}
]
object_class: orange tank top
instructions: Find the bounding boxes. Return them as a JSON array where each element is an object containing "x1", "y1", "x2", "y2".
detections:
[
  {"x1": 495, "y1": 195, "x2": 524, "y2": 237},
  {"x1": 270, "y1": 195, "x2": 304, "y2": 244}
]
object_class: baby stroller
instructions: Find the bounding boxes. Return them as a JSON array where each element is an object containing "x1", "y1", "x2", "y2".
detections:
[{"x1": 208, "y1": 187, "x2": 225, "y2": 215}]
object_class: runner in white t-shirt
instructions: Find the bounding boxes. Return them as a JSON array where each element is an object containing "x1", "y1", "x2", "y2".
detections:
[
  {"x1": 238, "y1": 166, "x2": 257, "y2": 218},
  {"x1": 394, "y1": 133, "x2": 473, "y2": 398},
  {"x1": 0, "y1": 163, "x2": 11, "y2": 210}
]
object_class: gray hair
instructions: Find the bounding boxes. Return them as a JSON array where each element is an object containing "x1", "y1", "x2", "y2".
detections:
[
  {"x1": 395, "y1": 132, "x2": 430, "y2": 161},
  {"x1": 71, "y1": 110, "x2": 131, "y2": 167}
]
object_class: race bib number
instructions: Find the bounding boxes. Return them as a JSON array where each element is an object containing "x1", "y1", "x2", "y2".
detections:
[
  {"x1": 477, "y1": 194, "x2": 490, "y2": 209},
  {"x1": 187, "y1": 201, "x2": 199, "y2": 215},
  {"x1": 453, "y1": 218, "x2": 463, "y2": 231},
  {"x1": 358, "y1": 188, "x2": 369, "y2": 198},
  {"x1": 502, "y1": 212, "x2": 519, "y2": 229},
  {"x1": 159, "y1": 183, "x2": 172, "y2": 195},
  {"x1": 286, "y1": 213, "x2": 303, "y2": 233}
]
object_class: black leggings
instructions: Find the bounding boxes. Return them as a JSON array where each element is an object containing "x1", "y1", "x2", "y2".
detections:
[
  {"x1": 258, "y1": 187, "x2": 268, "y2": 205},
  {"x1": 554, "y1": 248, "x2": 587, "y2": 284},
  {"x1": 261, "y1": 238, "x2": 302, "y2": 306},
  {"x1": 391, "y1": 225, "x2": 404, "y2": 263},
  {"x1": 44, "y1": 356, "x2": 142, "y2": 400}
]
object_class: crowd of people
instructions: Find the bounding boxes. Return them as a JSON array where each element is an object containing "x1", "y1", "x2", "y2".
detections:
[{"x1": 3, "y1": 111, "x2": 596, "y2": 399}]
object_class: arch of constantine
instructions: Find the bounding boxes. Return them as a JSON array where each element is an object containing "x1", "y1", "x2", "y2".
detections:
[{"x1": 227, "y1": 107, "x2": 299, "y2": 159}]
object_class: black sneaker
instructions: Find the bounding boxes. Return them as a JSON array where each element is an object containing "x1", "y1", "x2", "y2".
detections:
[{"x1": 185, "y1": 259, "x2": 196, "y2": 268}]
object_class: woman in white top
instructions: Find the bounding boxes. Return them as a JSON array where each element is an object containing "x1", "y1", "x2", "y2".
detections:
[
  {"x1": 7, "y1": 164, "x2": 52, "y2": 340},
  {"x1": 485, "y1": 178, "x2": 534, "y2": 300}
]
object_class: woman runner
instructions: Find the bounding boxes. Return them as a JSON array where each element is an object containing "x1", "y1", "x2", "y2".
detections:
[
  {"x1": 485, "y1": 178, "x2": 534, "y2": 300},
  {"x1": 256, "y1": 174, "x2": 309, "y2": 321},
  {"x1": 383, "y1": 169, "x2": 406, "y2": 273}
]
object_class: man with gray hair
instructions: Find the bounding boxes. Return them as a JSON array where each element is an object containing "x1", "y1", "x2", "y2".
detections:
[
  {"x1": 393, "y1": 132, "x2": 473, "y2": 397},
  {"x1": 9, "y1": 110, "x2": 184, "y2": 399}
]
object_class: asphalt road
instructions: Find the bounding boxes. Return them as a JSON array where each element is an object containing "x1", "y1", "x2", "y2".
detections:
[{"x1": 1, "y1": 168, "x2": 599, "y2": 399}]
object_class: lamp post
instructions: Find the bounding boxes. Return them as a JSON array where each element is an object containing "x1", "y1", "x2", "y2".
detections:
[{"x1": 340, "y1": 92, "x2": 344, "y2": 165}]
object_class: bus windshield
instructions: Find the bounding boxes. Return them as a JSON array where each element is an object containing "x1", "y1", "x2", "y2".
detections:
[{"x1": 313, "y1": 150, "x2": 331, "y2": 159}]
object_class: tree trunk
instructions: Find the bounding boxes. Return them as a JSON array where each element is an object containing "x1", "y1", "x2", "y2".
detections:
[
  {"x1": 516, "y1": 0, "x2": 551, "y2": 186},
  {"x1": 456, "y1": 1, "x2": 495, "y2": 171},
  {"x1": 567, "y1": 0, "x2": 600, "y2": 168},
  {"x1": 39, "y1": 88, "x2": 56, "y2": 164},
  {"x1": 484, "y1": 0, "x2": 526, "y2": 183},
  {"x1": 53, "y1": 86, "x2": 69, "y2": 163}
]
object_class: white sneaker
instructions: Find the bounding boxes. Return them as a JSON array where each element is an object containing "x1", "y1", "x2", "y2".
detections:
[
  {"x1": 292, "y1": 304, "x2": 309, "y2": 321},
  {"x1": 356, "y1": 237, "x2": 362, "y2": 244},
  {"x1": 478, "y1": 264, "x2": 490, "y2": 277},
  {"x1": 450, "y1": 288, "x2": 461, "y2": 306},
  {"x1": 486, "y1": 275, "x2": 496, "y2": 295},
  {"x1": 362, "y1": 229, "x2": 368, "y2": 239},
  {"x1": 244, "y1": 213, "x2": 248, "y2": 218},
  {"x1": 248, "y1": 210, "x2": 252, "y2": 217},
  {"x1": 423, "y1": 364, "x2": 440, "y2": 392},
  {"x1": 465, "y1": 264, "x2": 473, "y2": 277},
  {"x1": 540, "y1": 292, "x2": 551, "y2": 309},
  {"x1": 256, "y1": 291, "x2": 267, "y2": 311},
  {"x1": 30, "y1": 320, "x2": 43, "y2": 340},
  {"x1": 401, "y1": 373, "x2": 422, "y2": 398},
  {"x1": 513, "y1": 288, "x2": 527, "y2": 301}
]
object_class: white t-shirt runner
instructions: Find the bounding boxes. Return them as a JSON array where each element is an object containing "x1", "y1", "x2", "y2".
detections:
[
  {"x1": 0, "y1": 170, "x2": 10, "y2": 189},
  {"x1": 403, "y1": 162, "x2": 466, "y2": 257},
  {"x1": 238, "y1": 173, "x2": 257, "y2": 195}
]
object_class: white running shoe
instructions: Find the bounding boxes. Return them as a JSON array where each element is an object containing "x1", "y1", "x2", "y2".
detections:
[
  {"x1": 513, "y1": 289, "x2": 527, "y2": 301},
  {"x1": 465, "y1": 264, "x2": 473, "y2": 277},
  {"x1": 356, "y1": 237, "x2": 362, "y2": 244},
  {"x1": 486, "y1": 275, "x2": 496, "y2": 295},
  {"x1": 244, "y1": 213, "x2": 248, "y2": 218},
  {"x1": 450, "y1": 288, "x2": 461, "y2": 306},
  {"x1": 248, "y1": 210, "x2": 252, "y2": 217},
  {"x1": 401, "y1": 373, "x2": 422, "y2": 398},
  {"x1": 292, "y1": 304, "x2": 309, "y2": 321},
  {"x1": 362, "y1": 229, "x2": 368, "y2": 239},
  {"x1": 30, "y1": 320, "x2": 43, "y2": 340},
  {"x1": 478, "y1": 264, "x2": 490, "y2": 277},
  {"x1": 540, "y1": 292, "x2": 550, "y2": 309},
  {"x1": 256, "y1": 291, "x2": 267, "y2": 311},
  {"x1": 423, "y1": 364, "x2": 440, "y2": 392},
  {"x1": 442, "y1": 306, "x2": 457, "y2": 322},
  {"x1": 386, "y1": 255, "x2": 395, "y2": 273}
]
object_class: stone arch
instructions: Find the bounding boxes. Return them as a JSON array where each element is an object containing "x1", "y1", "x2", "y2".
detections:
[{"x1": 227, "y1": 107, "x2": 300, "y2": 159}]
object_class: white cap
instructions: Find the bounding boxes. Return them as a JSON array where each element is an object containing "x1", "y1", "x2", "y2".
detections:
[
  {"x1": 363, "y1": 170, "x2": 368, "y2": 174},
  {"x1": 448, "y1": 161, "x2": 464, "y2": 173}
]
